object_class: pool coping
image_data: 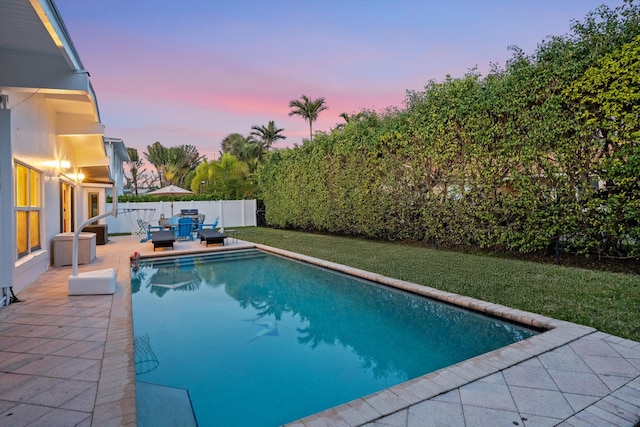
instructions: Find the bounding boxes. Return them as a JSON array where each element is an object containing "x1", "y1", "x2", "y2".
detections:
[
  {"x1": 252, "y1": 244, "x2": 627, "y2": 426},
  {"x1": 132, "y1": 242, "x2": 640, "y2": 426}
]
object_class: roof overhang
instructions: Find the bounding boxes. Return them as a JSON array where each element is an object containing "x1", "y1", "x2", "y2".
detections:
[
  {"x1": 1, "y1": 0, "x2": 111, "y2": 184},
  {"x1": 78, "y1": 165, "x2": 113, "y2": 185},
  {"x1": 28, "y1": 0, "x2": 84, "y2": 70},
  {"x1": 60, "y1": 134, "x2": 113, "y2": 184},
  {"x1": 104, "y1": 137, "x2": 131, "y2": 163},
  {"x1": 0, "y1": 0, "x2": 102, "y2": 121}
]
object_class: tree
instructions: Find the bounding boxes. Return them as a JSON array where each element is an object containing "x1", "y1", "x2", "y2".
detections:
[
  {"x1": 164, "y1": 145, "x2": 202, "y2": 187},
  {"x1": 125, "y1": 147, "x2": 145, "y2": 195},
  {"x1": 288, "y1": 94, "x2": 328, "y2": 141},
  {"x1": 191, "y1": 153, "x2": 253, "y2": 199},
  {"x1": 220, "y1": 133, "x2": 249, "y2": 158},
  {"x1": 144, "y1": 142, "x2": 202, "y2": 188},
  {"x1": 144, "y1": 142, "x2": 169, "y2": 187},
  {"x1": 335, "y1": 112, "x2": 365, "y2": 130},
  {"x1": 250, "y1": 121, "x2": 286, "y2": 151},
  {"x1": 220, "y1": 132, "x2": 268, "y2": 171}
]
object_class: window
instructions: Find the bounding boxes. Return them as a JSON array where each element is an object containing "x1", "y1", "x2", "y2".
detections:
[
  {"x1": 88, "y1": 192, "x2": 99, "y2": 225},
  {"x1": 16, "y1": 163, "x2": 41, "y2": 258}
]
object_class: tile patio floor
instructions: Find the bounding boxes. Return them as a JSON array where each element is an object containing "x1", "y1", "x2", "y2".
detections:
[{"x1": 0, "y1": 234, "x2": 638, "y2": 426}]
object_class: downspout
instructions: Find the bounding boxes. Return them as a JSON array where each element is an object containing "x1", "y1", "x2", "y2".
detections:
[{"x1": 71, "y1": 177, "x2": 118, "y2": 277}]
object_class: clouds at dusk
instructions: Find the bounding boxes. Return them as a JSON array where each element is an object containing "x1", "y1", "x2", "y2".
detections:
[{"x1": 56, "y1": 0, "x2": 623, "y2": 159}]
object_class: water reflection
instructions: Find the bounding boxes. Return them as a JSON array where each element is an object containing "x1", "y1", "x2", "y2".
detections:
[
  {"x1": 132, "y1": 257, "x2": 203, "y2": 297},
  {"x1": 245, "y1": 317, "x2": 280, "y2": 343},
  {"x1": 132, "y1": 251, "x2": 536, "y2": 380}
]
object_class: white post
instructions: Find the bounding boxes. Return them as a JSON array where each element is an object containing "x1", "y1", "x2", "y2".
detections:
[
  {"x1": 219, "y1": 200, "x2": 224, "y2": 232},
  {"x1": 0, "y1": 108, "x2": 14, "y2": 305}
]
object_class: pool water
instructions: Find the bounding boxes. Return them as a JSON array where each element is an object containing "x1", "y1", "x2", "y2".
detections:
[{"x1": 131, "y1": 249, "x2": 537, "y2": 426}]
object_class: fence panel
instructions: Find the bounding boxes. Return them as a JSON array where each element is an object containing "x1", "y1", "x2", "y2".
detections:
[{"x1": 105, "y1": 199, "x2": 257, "y2": 234}]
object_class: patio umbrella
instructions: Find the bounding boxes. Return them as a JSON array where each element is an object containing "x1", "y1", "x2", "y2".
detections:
[{"x1": 147, "y1": 184, "x2": 193, "y2": 216}]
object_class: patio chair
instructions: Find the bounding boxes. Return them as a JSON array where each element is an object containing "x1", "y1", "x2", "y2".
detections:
[
  {"x1": 175, "y1": 217, "x2": 194, "y2": 241},
  {"x1": 151, "y1": 230, "x2": 175, "y2": 251},
  {"x1": 198, "y1": 216, "x2": 219, "y2": 230},
  {"x1": 145, "y1": 224, "x2": 163, "y2": 242}
]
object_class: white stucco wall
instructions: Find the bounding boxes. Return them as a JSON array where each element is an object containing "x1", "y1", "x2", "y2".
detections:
[
  {"x1": 9, "y1": 92, "x2": 70, "y2": 292},
  {"x1": 78, "y1": 184, "x2": 108, "y2": 225}
]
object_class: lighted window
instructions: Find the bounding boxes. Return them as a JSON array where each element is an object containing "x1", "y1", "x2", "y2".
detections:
[{"x1": 15, "y1": 163, "x2": 42, "y2": 258}]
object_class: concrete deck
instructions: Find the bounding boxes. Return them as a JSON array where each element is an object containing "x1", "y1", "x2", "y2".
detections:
[{"x1": 0, "y1": 234, "x2": 639, "y2": 426}]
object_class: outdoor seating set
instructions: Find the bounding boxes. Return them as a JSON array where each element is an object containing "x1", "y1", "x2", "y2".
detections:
[{"x1": 149, "y1": 212, "x2": 227, "y2": 251}]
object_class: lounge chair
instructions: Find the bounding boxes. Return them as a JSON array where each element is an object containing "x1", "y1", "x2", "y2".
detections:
[
  {"x1": 198, "y1": 229, "x2": 227, "y2": 246},
  {"x1": 151, "y1": 230, "x2": 175, "y2": 251}
]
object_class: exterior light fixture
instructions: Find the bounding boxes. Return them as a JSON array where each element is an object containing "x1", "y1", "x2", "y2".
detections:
[{"x1": 43, "y1": 159, "x2": 70, "y2": 174}]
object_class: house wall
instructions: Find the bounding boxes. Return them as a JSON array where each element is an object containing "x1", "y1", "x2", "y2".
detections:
[
  {"x1": 79, "y1": 184, "x2": 108, "y2": 225},
  {"x1": 9, "y1": 92, "x2": 74, "y2": 293},
  {"x1": 108, "y1": 146, "x2": 126, "y2": 196}
]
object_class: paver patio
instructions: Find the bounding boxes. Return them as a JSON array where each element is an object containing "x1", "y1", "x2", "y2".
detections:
[{"x1": 0, "y1": 234, "x2": 638, "y2": 426}]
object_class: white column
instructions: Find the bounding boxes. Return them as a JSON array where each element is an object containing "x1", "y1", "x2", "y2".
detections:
[{"x1": 0, "y1": 108, "x2": 15, "y2": 303}]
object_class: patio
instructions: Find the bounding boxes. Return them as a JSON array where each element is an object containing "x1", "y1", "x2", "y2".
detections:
[{"x1": 0, "y1": 234, "x2": 638, "y2": 426}]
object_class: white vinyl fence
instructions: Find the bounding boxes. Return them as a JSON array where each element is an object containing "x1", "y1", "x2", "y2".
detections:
[{"x1": 105, "y1": 199, "x2": 257, "y2": 234}]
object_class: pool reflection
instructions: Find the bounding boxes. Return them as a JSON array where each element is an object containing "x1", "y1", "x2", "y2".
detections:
[{"x1": 132, "y1": 251, "x2": 536, "y2": 381}]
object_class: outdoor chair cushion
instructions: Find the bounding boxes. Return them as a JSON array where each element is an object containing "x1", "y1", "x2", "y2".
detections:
[
  {"x1": 198, "y1": 229, "x2": 227, "y2": 246},
  {"x1": 151, "y1": 230, "x2": 175, "y2": 251}
]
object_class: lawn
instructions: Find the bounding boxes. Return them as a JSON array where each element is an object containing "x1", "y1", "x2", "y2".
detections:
[{"x1": 236, "y1": 227, "x2": 640, "y2": 342}]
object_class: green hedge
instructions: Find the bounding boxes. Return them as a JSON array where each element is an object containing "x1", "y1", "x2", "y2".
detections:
[
  {"x1": 107, "y1": 194, "x2": 224, "y2": 203},
  {"x1": 257, "y1": 4, "x2": 640, "y2": 259}
]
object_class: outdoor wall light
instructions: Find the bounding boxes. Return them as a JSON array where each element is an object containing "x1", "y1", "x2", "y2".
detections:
[
  {"x1": 43, "y1": 159, "x2": 71, "y2": 174},
  {"x1": 62, "y1": 170, "x2": 85, "y2": 183},
  {"x1": 69, "y1": 171, "x2": 85, "y2": 183}
]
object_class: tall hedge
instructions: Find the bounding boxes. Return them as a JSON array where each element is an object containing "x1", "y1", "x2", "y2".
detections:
[{"x1": 257, "y1": 2, "x2": 640, "y2": 259}]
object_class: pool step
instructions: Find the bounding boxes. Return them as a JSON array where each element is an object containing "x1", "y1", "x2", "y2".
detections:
[
  {"x1": 200, "y1": 249, "x2": 268, "y2": 264},
  {"x1": 141, "y1": 249, "x2": 267, "y2": 269},
  {"x1": 136, "y1": 381, "x2": 197, "y2": 427}
]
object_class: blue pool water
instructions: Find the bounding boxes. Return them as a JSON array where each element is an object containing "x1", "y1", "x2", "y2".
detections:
[{"x1": 131, "y1": 249, "x2": 537, "y2": 426}]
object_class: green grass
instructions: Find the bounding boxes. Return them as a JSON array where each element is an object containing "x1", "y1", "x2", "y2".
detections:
[{"x1": 235, "y1": 227, "x2": 640, "y2": 342}]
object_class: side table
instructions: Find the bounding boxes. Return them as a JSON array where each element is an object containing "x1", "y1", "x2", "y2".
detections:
[{"x1": 225, "y1": 230, "x2": 237, "y2": 244}]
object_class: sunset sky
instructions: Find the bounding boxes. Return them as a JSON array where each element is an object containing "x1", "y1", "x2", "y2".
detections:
[{"x1": 55, "y1": 0, "x2": 623, "y2": 161}]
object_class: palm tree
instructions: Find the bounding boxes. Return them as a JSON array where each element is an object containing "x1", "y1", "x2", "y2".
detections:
[
  {"x1": 250, "y1": 121, "x2": 286, "y2": 151},
  {"x1": 164, "y1": 145, "x2": 202, "y2": 187},
  {"x1": 335, "y1": 111, "x2": 365, "y2": 130},
  {"x1": 288, "y1": 95, "x2": 328, "y2": 141},
  {"x1": 220, "y1": 133, "x2": 271, "y2": 171},
  {"x1": 238, "y1": 138, "x2": 264, "y2": 172},
  {"x1": 191, "y1": 153, "x2": 253, "y2": 198},
  {"x1": 220, "y1": 133, "x2": 248, "y2": 158},
  {"x1": 144, "y1": 142, "x2": 202, "y2": 188},
  {"x1": 125, "y1": 147, "x2": 145, "y2": 195},
  {"x1": 144, "y1": 141, "x2": 169, "y2": 187}
]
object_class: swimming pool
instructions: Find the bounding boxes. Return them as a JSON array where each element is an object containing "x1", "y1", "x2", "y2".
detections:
[{"x1": 131, "y1": 249, "x2": 538, "y2": 426}]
